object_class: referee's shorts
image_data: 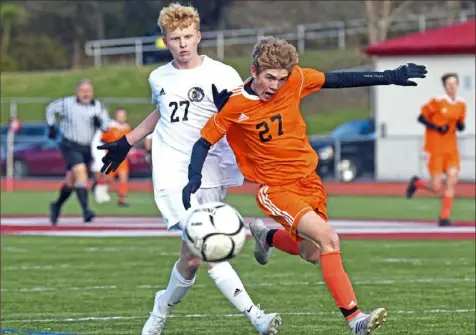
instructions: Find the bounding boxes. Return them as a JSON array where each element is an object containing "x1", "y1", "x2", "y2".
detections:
[{"x1": 59, "y1": 139, "x2": 92, "y2": 171}]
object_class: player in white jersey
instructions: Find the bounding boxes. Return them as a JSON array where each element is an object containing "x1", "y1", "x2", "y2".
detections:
[
  {"x1": 91, "y1": 130, "x2": 111, "y2": 203},
  {"x1": 97, "y1": 3, "x2": 281, "y2": 335}
]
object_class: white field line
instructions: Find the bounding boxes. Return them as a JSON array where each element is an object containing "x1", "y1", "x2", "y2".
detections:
[
  {"x1": 2, "y1": 277, "x2": 474, "y2": 293},
  {"x1": 3, "y1": 309, "x2": 475, "y2": 323},
  {"x1": 3, "y1": 264, "x2": 71, "y2": 271}
]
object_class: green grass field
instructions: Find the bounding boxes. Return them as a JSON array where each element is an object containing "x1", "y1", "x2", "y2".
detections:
[
  {"x1": 1, "y1": 237, "x2": 475, "y2": 334},
  {"x1": 1, "y1": 191, "x2": 475, "y2": 221}
]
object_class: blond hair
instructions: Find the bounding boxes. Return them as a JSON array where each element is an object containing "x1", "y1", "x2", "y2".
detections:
[
  {"x1": 252, "y1": 36, "x2": 299, "y2": 74},
  {"x1": 158, "y1": 3, "x2": 200, "y2": 34}
]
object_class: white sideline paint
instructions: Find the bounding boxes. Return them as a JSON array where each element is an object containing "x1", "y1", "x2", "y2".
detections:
[
  {"x1": 2, "y1": 216, "x2": 474, "y2": 237},
  {"x1": 3, "y1": 264, "x2": 71, "y2": 271},
  {"x1": 2, "y1": 277, "x2": 474, "y2": 292},
  {"x1": 4, "y1": 309, "x2": 475, "y2": 323}
]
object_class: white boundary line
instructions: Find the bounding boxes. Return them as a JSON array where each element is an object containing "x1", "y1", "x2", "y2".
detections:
[
  {"x1": 2, "y1": 277, "x2": 474, "y2": 292},
  {"x1": 4, "y1": 309, "x2": 475, "y2": 323}
]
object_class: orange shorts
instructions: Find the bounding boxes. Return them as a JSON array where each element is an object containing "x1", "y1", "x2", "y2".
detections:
[
  {"x1": 256, "y1": 172, "x2": 327, "y2": 242},
  {"x1": 108, "y1": 160, "x2": 129, "y2": 178},
  {"x1": 426, "y1": 152, "x2": 460, "y2": 175}
]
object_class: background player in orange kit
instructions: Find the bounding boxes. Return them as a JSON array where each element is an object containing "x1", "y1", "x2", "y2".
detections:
[
  {"x1": 182, "y1": 36, "x2": 427, "y2": 335},
  {"x1": 406, "y1": 73, "x2": 466, "y2": 226},
  {"x1": 101, "y1": 108, "x2": 132, "y2": 207}
]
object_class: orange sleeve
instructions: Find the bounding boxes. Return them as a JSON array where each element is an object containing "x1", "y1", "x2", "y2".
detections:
[
  {"x1": 201, "y1": 104, "x2": 238, "y2": 146},
  {"x1": 459, "y1": 103, "x2": 466, "y2": 123},
  {"x1": 299, "y1": 67, "x2": 325, "y2": 98},
  {"x1": 421, "y1": 98, "x2": 437, "y2": 118}
]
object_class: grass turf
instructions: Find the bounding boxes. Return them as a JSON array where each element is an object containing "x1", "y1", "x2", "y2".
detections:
[
  {"x1": 1, "y1": 237, "x2": 475, "y2": 334},
  {"x1": 1, "y1": 191, "x2": 475, "y2": 221}
]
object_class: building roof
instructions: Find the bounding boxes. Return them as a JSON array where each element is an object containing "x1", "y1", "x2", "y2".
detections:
[{"x1": 365, "y1": 20, "x2": 476, "y2": 56}]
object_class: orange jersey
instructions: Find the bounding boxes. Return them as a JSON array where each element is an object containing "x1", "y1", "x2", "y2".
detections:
[
  {"x1": 101, "y1": 122, "x2": 131, "y2": 143},
  {"x1": 201, "y1": 66, "x2": 325, "y2": 186},
  {"x1": 421, "y1": 96, "x2": 466, "y2": 154}
]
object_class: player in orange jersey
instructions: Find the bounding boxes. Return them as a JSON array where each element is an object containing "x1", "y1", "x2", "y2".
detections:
[
  {"x1": 406, "y1": 73, "x2": 466, "y2": 226},
  {"x1": 101, "y1": 108, "x2": 132, "y2": 207},
  {"x1": 182, "y1": 36, "x2": 427, "y2": 335}
]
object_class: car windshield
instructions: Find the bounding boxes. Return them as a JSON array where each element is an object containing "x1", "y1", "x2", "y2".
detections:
[
  {"x1": 331, "y1": 122, "x2": 363, "y2": 138},
  {"x1": 330, "y1": 120, "x2": 375, "y2": 139}
]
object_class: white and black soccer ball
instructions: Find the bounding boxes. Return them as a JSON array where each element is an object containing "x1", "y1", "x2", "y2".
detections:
[{"x1": 184, "y1": 202, "x2": 246, "y2": 262}]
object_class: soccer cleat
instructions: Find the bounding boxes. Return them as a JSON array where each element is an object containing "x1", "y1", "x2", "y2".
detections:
[
  {"x1": 406, "y1": 176, "x2": 420, "y2": 199},
  {"x1": 49, "y1": 202, "x2": 60, "y2": 226},
  {"x1": 349, "y1": 308, "x2": 388, "y2": 335},
  {"x1": 438, "y1": 217, "x2": 451, "y2": 227},
  {"x1": 118, "y1": 201, "x2": 130, "y2": 207},
  {"x1": 94, "y1": 184, "x2": 110, "y2": 203},
  {"x1": 83, "y1": 209, "x2": 96, "y2": 223},
  {"x1": 142, "y1": 290, "x2": 168, "y2": 335},
  {"x1": 249, "y1": 305, "x2": 282, "y2": 335},
  {"x1": 249, "y1": 219, "x2": 271, "y2": 265}
]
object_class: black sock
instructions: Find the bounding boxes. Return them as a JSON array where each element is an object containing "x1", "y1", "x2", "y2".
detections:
[
  {"x1": 75, "y1": 186, "x2": 89, "y2": 212},
  {"x1": 265, "y1": 229, "x2": 278, "y2": 247},
  {"x1": 56, "y1": 184, "x2": 73, "y2": 207},
  {"x1": 340, "y1": 306, "x2": 359, "y2": 319}
]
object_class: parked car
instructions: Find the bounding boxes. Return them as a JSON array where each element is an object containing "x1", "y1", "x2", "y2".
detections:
[
  {"x1": 1, "y1": 122, "x2": 49, "y2": 157},
  {"x1": 0, "y1": 140, "x2": 152, "y2": 178},
  {"x1": 310, "y1": 119, "x2": 375, "y2": 182}
]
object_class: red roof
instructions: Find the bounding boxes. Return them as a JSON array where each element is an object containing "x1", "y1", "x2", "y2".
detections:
[{"x1": 365, "y1": 20, "x2": 476, "y2": 56}]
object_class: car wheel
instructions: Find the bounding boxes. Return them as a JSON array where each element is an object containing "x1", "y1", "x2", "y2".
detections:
[
  {"x1": 337, "y1": 158, "x2": 360, "y2": 182},
  {"x1": 13, "y1": 159, "x2": 28, "y2": 178}
]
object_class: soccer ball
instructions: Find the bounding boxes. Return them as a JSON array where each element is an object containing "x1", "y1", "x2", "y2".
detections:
[{"x1": 184, "y1": 202, "x2": 246, "y2": 262}]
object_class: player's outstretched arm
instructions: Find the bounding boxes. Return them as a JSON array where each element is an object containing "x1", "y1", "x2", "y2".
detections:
[
  {"x1": 126, "y1": 109, "x2": 161, "y2": 146},
  {"x1": 322, "y1": 63, "x2": 427, "y2": 88},
  {"x1": 45, "y1": 98, "x2": 65, "y2": 139},
  {"x1": 182, "y1": 138, "x2": 212, "y2": 209}
]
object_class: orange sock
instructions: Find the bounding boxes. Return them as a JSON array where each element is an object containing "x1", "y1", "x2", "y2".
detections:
[
  {"x1": 266, "y1": 229, "x2": 299, "y2": 255},
  {"x1": 440, "y1": 195, "x2": 453, "y2": 219},
  {"x1": 320, "y1": 251, "x2": 360, "y2": 320},
  {"x1": 118, "y1": 182, "x2": 128, "y2": 202}
]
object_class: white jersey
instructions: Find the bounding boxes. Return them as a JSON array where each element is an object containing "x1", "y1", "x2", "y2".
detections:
[
  {"x1": 90, "y1": 130, "x2": 105, "y2": 172},
  {"x1": 149, "y1": 55, "x2": 244, "y2": 192}
]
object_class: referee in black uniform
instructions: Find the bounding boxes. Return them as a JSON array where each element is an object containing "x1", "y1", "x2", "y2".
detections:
[{"x1": 45, "y1": 79, "x2": 110, "y2": 225}]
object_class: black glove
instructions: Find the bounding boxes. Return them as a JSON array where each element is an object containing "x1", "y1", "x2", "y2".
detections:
[
  {"x1": 97, "y1": 135, "x2": 132, "y2": 174},
  {"x1": 182, "y1": 174, "x2": 202, "y2": 210},
  {"x1": 457, "y1": 121, "x2": 465, "y2": 132},
  {"x1": 47, "y1": 125, "x2": 57, "y2": 139},
  {"x1": 436, "y1": 125, "x2": 449, "y2": 134},
  {"x1": 212, "y1": 84, "x2": 232, "y2": 112},
  {"x1": 385, "y1": 63, "x2": 427, "y2": 86},
  {"x1": 92, "y1": 115, "x2": 102, "y2": 129}
]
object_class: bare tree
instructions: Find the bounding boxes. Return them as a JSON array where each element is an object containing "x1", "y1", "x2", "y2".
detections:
[
  {"x1": 446, "y1": 0, "x2": 462, "y2": 24},
  {"x1": 364, "y1": 0, "x2": 413, "y2": 44}
]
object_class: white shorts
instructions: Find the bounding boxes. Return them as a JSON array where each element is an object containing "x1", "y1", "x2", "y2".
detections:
[
  {"x1": 154, "y1": 186, "x2": 227, "y2": 240},
  {"x1": 91, "y1": 145, "x2": 106, "y2": 172}
]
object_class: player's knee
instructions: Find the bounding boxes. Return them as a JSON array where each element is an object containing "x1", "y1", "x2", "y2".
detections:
[
  {"x1": 179, "y1": 247, "x2": 201, "y2": 274},
  {"x1": 329, "y1": 230, "x2": 340, "y2": 250},
  {"x1": 431, "y1": 180, "x2": 442, "y2": 193},
  {"x1": 301, "y1": 249, "x2": 321, "y2": 264}
]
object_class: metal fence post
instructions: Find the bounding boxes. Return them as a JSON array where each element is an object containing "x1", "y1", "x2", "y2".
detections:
[
  {"x1": 5, "y1": 100, "x2": 18, "y2": 191},
  {"x1": 94, "y1": 42, "x2": 102, "y2": 69},
  {"x1": 418, "y1": 15, "x2": 426, "y2": 32},
  {"x1": 337, "y1": 22, "x2": 346, "y2": 49},
  {"x1": 334, "y1": 138, "x2": 341, "y2": 181},
  {"x1": 297, "y1": 25, "x2": 305, "y2": 53},
  {"x1": 135, "y1": 38, "x2": 143, "y2": 67},
  {"x1": 217, "y1": 31, "x2": 225, "y2": 60}
]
